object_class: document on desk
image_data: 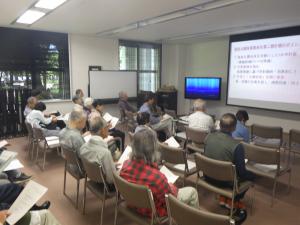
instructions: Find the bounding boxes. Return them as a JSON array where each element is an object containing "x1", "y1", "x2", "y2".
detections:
[
  {"x1": 0, "y1": 140, "x2": 8, "y2": 148},
  {"x1": 103, "y1": 113, "x2": 119, "y2": 129},
  {"x1": 160, "y1": 166, "x2": 179, "y2": 184},
  {"x1": 117, "y1": 146, "x2": 132, "y2": 169},
  {"x1": 6, "y1": 180, "x2": 48, "y2": 225}
]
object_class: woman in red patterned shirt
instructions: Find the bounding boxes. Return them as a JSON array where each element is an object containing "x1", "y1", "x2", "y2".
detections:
[{"x1": 120, "y1": 128, "x2": 199, "y2": 217}]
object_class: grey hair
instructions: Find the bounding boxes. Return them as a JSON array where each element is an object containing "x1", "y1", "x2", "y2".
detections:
[
  {"x1": 27, "y1": 96, "x2": 36, "y2": 104},
  {"x1": 118, "y1": 91, "x2": 127, "y2": 99},
  {"x1": 69, "y1": 110, "x2": 86, "y2": 123},
  {"x1": 88, "y1": 116, "x2": 107, "y2": 134},
  {"x1": 84, "y1": 97, "x2": 94, "y2": 107},
  {"x1": 131, "y1": 128, "x2": 160, "y2": 164},
  {"x1": 193, "y1": 99, "x2": 206, "y2": 111}
]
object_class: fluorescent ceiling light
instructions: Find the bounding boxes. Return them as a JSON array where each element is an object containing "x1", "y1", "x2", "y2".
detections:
[
  {"x1": 201, "y1": 0, "x2": 248, "y2": 11},
  {"x1": 113, "y1": 24, "x2": 138, "y2": 33},
  {"x1": 16, "y1": 10, "x2": 45, "y2": 24},
  {"x1": 35, "y1": 0, "x2": 67, "y2": 10}
]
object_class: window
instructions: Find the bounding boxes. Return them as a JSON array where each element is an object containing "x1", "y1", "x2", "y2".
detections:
[
  {"x1": 0, "y1": 27, "x2": 70, "y2": 99},
  {"x1": 119, "y1": 40, "x2": 161, "y2": 92}
]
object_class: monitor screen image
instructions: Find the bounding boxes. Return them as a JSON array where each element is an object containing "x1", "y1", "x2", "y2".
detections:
[{"x1": 185, "y1": 77, "x2": 222, "y2": 100}]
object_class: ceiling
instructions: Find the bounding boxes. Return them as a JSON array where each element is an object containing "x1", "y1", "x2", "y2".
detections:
[{"x1": 1, "y1": 0, "x2": 300, "y2": 42}]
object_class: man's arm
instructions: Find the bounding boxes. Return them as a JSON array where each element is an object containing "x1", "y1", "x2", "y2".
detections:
[{"x1": 233, "y1": 144, "x2": 255, "y2": 181}]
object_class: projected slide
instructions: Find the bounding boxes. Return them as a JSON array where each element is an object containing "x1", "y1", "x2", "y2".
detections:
[
  {"x1": 185, "y1": 77, "x2": 221, "y2": 100},
  {"x1": 227, "y1": 30, "x2": 300, "y2": 113}
]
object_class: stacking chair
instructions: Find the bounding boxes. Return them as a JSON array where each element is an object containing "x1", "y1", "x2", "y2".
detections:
[
  {"x1": 289, "y1": 129, "x2": 300, "y2": 159},
  {"x1": 112, "y1": 171, "x2": 168, "y2": 225},
  {"x1": 243, "y1": 142, "x2": 291, "y2": 205},
  {"x1": 165, "y1": 194, "x2": 233, "y2": 225},
  {"x1": 194, "y1": 153, "x2": 253, "y2": 219},
  {"x1": 81, "y1": 158, "x2": 115, "y2": 225},
  {"x1": 24, "y1": 121, "x2": 34, "y2": 159},
  {"x1": 251, "y1": 124, "x2": 283, "y2": 149},
  {"x1": 185, "y1": 127, "x2": 208, "y2": 154},
  {"x1": 61, "y1": 145, "x2": 85, "y2": 209},
  {"x1": 33, "y1": 127, "x2": 60, "y2": 170},
  {"x1": 158, "y1": 142, "x2": 198, "y2": 186}
]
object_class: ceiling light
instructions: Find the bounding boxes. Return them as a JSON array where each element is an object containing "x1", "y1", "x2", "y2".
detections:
[
  {"x1": 16, "y1": 10, "x2": 45, "y2": 24},
  {"x1": 35, "y1": 0, "x2": 67, "y2": 10},
  {"x1": 202, "y1": 0, "x2": 248, "y2": 11},
  {"x1": 113, "y1": 24, "x2": 138, "y2": 33}
]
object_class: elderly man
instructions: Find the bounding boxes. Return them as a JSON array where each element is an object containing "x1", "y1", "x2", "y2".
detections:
[
  {"x1": 204, "y1": 113, "x2": 254, "y2": 222},
  {"x1": 24, "y1": 96, "x2": 37, "y2": 117},
  {"x1": 188, "y1": 99, "x2": 214, "y2": 132},
  {"x1": 139, "y1": 92, "x2": 173, "y2": 137},
  {"x1": 80, "y1": 116, "x2": 116, "y2": 188},
  {"x1": 120, "y1": 128, "x2": 199, "y2": 217},
  {"x1": 118, "y1": 91, "x2": 136, "y2": 115}
]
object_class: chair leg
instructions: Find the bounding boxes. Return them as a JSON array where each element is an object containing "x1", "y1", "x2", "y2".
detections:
[
  {"x1": 42, "y1": 147, "x2": 47, "y2": 170},
  {"x1": 76, "y1": 179, "x2": 80, "y2": 209},
  {"x1": 114, "y1": 195, "x2": 119, "y2": 225},
  {"x1": 35, "y1": 143, "x2": 39, "y2": 163},
  {"x1": 82, "y1": 177, "x2": 87, "y2": 215},
  {"x1": 287, "y1": 170, "x2": 292, "y2": 194},
  {"x1": 100, "y1": 197, "x2": 106, "y2": 225},
  {"x1": 229, "y1": 197, "x2": 234, "y2": 220},
  {"x1": 271, "y1": 178, "x2": 277, "y2": 207},
  {"x1": 63, "y1": 163, "x2": 67, "y2": 196}
]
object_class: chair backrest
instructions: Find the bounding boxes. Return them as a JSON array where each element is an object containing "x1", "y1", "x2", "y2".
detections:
[
  {"x1": 242, "y1": 142, "x2": 280, "y2": 166},
  {"x1": 113, "y1": 171, "x2": 155, "y2": 211},
  {"x1": 194, "y1": 153, "x2": 235, "y2": 182},
  {"x1": 32, "y1": 127, "x2": 44, "y2": 140},
  {"x1": 185, "y1": 127, "x2": 207, "y2": 145},
  {"x1": 164, "y1": 109, "x2": 177, "y2": 119},
  {"x1": 251, "y1": 124, "x2": 283, "y2": 141},
  {"x1": 289, "y1": 129, "x2": 300, "y2": 147},
  {"x1": 25, "y1": 121, "x2": 33, "y2": 137},
  {"x1": 158, "y1": 142, "x2": 186, "y2": 165},
  {"x1": 81, "y1": 157, "x2": 107, "y2": 183},
  {"x1": 166, "y1": 194, "x2": 231, "y2": 225},
  {"x1": 61, "y1": 145, "x2": 84, "y2": 173}
]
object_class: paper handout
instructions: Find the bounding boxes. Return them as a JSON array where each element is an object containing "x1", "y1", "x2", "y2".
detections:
[
  {"x1": 0, "y1": 150, "x2": 18, "y2": 173},
  {"x1": 160, "y1": 166, "x2": 179, "y2": 184},
  {"x1": 174, "y1": 160, "x2": 196, "y2": 171},
  {"x1": 103, "y1": 113, "x2": 119, "y2": 129},
  {"x1": 4, "y1": 159, "x2": 24, "y2": 171},
  {"x1": 6, "y1": 180, "x2": 48, "y2": 225},
  {"x1": 117, "y1": 146, "x2": 132, "y2": 169},
  {"x1": 164, "y1": 136, "x2": 180, "y2": 148},
  {"x1": 0, "y1": 140, "x2": 8, "y2": 148}
]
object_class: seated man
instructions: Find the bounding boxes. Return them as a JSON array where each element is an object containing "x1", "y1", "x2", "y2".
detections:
[
  {"x1": 120, "y1": 128, "x2": 199, "y2": 218},
  {"x1": 26, "y1": 102, "x2": 61, "y2": 136},
  {"x1": 23, "y1": 96, "x2": 37, "y2": 118},
  {"x1": 139, "y1": 92, "x2": 173, "y2": 137},
  {"x1": 80, "y1": 116, "x2": 116, "y2": 190},
  {"x1": 134, "y1": 112, "x2": 150, "y2": 133},
  {"x1": 118, "y1": 91, "x2": 136, "y2": 118},
  {"x1": 188, "y1": 99, "x2": 214, "y2": 132},
  {"x1": 59, "y1": 110, "x2": 86, "y2": 156},
  {"x1": 204, "y1": 113, "x2": 254, "y2": 221},
  {"x1": 232, "y1": 110, "x2": 250, "y2": 143},
  {"x1": 91, "y1": 99, "x2": 125, "y2": 151}
]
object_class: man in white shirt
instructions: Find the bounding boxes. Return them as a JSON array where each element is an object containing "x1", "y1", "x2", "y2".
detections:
[{"x1": 188, "y1": 99, "x2": 214, "y2": 132}]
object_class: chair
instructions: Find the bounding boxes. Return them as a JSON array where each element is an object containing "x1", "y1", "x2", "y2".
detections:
[
  {"x1": 165, "y1": 194, "x2": 233, "y2": 225},
  {"x1": 61, "y1": 145, "x2": 85, "y2": 209},
  {"x1": 251, "y1": 124, "x2": 283, "y2": 149},
  {"x1": 164, "y1": 109, "x2": 177, "y2": 119},
  {"x1": 33, "y1": 127, "x2": 60, "y2": 170},
  {"x1": 289, "y1": 129, "x2": 300, "y2": 159},
  {"x1": 158, "y1": 142, "x2": 197, "y2": 186},
  {"x1": 128, "y1": 132, "x2": 134, "y2": 143},
  {"x1": 125, "y1": 110, "x2": 137, "y2": 132},
  {"x1": 24, "y1": 121, "x2": 34, "y2": 159},
  {"x1": 194, "y1": 153, "x2": 253, "y2": 219},
  {"x1": 185, "y1": 127, "x2": 208, "y2": 154},
  {"x1": 81, "y1": 158, "x2": 115, "y2": 225},
  {"x1": 112, "y1": 171, "x2": 168, "y2": 225},
  {"x1": 242, "y1": 142, "x2": 291, "y2": 205}
]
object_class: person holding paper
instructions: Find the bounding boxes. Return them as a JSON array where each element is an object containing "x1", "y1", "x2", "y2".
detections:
[
  {"x1": 90, "y1": 99, "x2": 125, "y2": 151},
  {"x1": 120, "y1": 129, "x2": 199, "y2": 217},
  {"x1": 204, "y1": 113, "x2": 255, "y2": 222},
  {"x1": 188, "y1": 99, "x2": 214, "y2": 132},
  {"x1": 139, "y1": 92, "x2": 173, "y2": 138},
  {"x1": 80, "y1": 117, "x2": 116, "y2": 189}
]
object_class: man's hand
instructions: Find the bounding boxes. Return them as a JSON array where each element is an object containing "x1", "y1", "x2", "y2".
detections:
[{"x1": 0, "y1": 210, "x2": 10, "y2": 223}]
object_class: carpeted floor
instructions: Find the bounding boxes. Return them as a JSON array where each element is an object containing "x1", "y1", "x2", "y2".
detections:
[{"x1": 6, "y1": 136, "x2": 300, "y2": 225}]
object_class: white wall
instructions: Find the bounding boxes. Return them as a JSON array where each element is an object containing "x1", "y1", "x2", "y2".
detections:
[
  {"x1": 162, "y1": 38, "x2": 300, "y2": 132},
  {"x1": 45, "y1": 34, "x2": 119, "y2": 113}
]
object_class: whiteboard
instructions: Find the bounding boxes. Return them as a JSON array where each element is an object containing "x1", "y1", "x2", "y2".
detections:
[{"x1": 89, "y1": 70, "x2": 137, "y2": 99}]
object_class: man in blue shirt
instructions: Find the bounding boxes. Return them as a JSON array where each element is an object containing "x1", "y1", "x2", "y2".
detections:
[{"x1": 232, "y1": 110, "x2": 250, "y2": 143}]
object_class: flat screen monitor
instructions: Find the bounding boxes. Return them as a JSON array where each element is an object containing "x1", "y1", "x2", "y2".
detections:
[{"x1": 185, "y1": 77, "x2": 222, "y2": 100}]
